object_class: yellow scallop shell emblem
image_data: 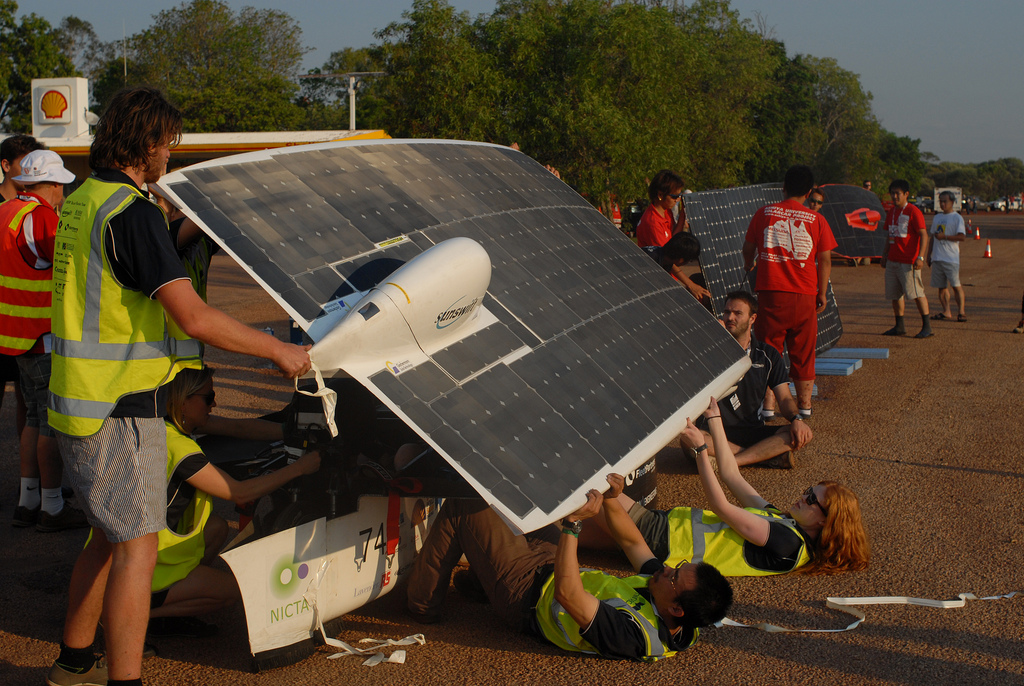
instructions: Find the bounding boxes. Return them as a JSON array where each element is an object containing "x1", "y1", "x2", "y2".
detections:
[{"x1": 40, "y1": 90, "x2": 68, "y2": 119}]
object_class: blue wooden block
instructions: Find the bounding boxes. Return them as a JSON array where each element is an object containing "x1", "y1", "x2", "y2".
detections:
[
  {"x1": 815, "y1": 360, "x2": 857, "y2": 376},
  {"x1": 820, "y1": 347, "x2": 889, "y2": 360}
]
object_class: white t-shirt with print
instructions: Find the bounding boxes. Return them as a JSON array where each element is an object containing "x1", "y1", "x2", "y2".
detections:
[{"x1": 929, "y1": 212, "x2": 966, "y2": 264}]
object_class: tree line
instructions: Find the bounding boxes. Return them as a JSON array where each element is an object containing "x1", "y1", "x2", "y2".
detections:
[{"x1": 3, "y1": 0, "x2": 1018, "y2": 206}]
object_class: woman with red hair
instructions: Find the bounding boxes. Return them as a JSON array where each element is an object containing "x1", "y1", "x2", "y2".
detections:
[{"x1": 591, "y1": 398, "x2": 869, "y2": 576}]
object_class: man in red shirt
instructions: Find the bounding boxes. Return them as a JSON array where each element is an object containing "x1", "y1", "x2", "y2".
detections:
[
  {"x1": 742, "y1": 165, "x2": 836, "y2": 417},
  {"x1": 880, "y1": 179, "x2": 932, "y2": 338}
]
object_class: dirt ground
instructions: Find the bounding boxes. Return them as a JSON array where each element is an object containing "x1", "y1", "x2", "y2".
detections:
[{"x1": 1, "y1": 215, "x2": 1022, "y2": 685}]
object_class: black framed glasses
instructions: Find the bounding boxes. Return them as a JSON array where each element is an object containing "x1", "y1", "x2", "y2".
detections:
[
  {"x1": 804, "y1": 485, "x2": 827, "y2": 515},
  {"x1": 668, "y1": 560, "x2": 687, "y2": 591},
  {"x1": 668, "y1": 193, "x2": 682, "y2": 199}
]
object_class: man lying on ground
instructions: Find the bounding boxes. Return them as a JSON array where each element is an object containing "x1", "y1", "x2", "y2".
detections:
[{"x1": 406, "y1": 477, "x2": 732, "y2": 662}]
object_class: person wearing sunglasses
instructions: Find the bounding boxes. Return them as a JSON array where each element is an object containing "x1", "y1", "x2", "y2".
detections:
[
  {"x1": 588, "y1": 398, "x2": 869, "y2": 576},
  {"x1": 806, "y1": 187, "x2": 825, "y2": 211},
  {"x1": 145, "y1": 366, "x2": 321, "y2": 638},
  {"x1": 636, "y1": 169, "x2": 688, "y2": 248}
]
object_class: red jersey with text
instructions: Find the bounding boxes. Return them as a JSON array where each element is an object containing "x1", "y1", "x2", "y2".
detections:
[
  {"x1": 885, "y1": 203, "x2": 926, "y2": 263},
  {"x1": 745, "y1": 198, "x2": 837, "y2": 295}
]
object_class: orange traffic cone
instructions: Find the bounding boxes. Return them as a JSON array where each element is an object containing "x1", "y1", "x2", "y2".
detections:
[
  {"x1": 983, "y1": 240, "x2": 992, "y2": 258},
  {"x1": 974, "y1": 226, "x2": 981, "y2": 239}
]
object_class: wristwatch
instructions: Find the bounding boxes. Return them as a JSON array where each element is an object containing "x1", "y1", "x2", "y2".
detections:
[{"x1": 561, "y1": 518, "x2": 583, "y2": 536}]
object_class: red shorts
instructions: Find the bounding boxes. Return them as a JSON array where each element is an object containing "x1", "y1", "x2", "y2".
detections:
[{"x1": 753, "y1": 291, "x2": 817, "y2": 381}]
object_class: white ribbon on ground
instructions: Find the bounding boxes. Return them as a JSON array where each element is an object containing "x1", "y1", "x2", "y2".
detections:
[
  {"x1": 295, "y1": 362, "x2": 338, "y2": 438},
  {"x1": 719, "y1": 591, "x2": 1018, "y2": 634}
]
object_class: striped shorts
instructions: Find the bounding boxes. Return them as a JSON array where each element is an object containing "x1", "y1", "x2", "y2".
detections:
[{"x1": 58, "y1": 417, "x2": 168, "y2": 543}]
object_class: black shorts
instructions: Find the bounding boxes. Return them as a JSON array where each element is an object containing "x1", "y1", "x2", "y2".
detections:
[{"x1": 724, "y1": 424, "x2": 781, "y2": 449}]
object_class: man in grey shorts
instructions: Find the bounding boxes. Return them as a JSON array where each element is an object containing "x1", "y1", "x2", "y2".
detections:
[
  {"x1": 926, "y1": 191, "x2": 967, "y2": 322},
  {"x1": 47, "y1": 87, "x2": 312, "y2": 686},
  {"x1": 881, "y1": 179, "x2": 933, "y2": 338}
]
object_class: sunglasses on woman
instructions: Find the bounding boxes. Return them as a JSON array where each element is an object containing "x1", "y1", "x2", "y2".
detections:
[{"x1": 804, "y1": 485, "x2": 827, "y2": 515}]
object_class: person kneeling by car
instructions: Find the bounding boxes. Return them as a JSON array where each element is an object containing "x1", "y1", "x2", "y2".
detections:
[{"x1": 146, "y1": 366, "x2": 321, "y2": 638}]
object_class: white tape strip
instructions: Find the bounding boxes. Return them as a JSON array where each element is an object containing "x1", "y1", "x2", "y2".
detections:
[
  {"x1": 720, "y1": 591, "x2": 1018, "y2": 634},
  {"x1": 295, "y1": 363, "x2": 338, "y2": 438}
]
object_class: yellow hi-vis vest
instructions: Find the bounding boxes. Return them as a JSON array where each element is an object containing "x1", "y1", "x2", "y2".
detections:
[
  {"x1": 49, "y1": 177, "x2": 202, "y2": 437},
  {"x1": 665, "y1": 507, "x2": 812, "y2": 576},
  {"x1": 535, "y1": 569, "x2": 693, "y2": 662},
  {"x1": 152, "y1": 421, "x2": 213, "y2": 592},
  {"x1": 0, "y1": 197, "x2": 53, "y2": 354}
]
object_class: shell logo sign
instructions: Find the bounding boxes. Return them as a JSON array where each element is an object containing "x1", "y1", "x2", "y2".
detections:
[{"x1": 40, "y1": 90, "x2": 69, "y2": 119}]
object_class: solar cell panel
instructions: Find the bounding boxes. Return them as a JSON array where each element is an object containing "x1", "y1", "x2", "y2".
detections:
[{"x1": 157, "y1": 140, "x2": 749, "y2": 533}]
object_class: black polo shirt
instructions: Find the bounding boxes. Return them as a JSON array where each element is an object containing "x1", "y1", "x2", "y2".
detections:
[{"x1": 711, "y1": 335, "x2": 789, "y2": 428}]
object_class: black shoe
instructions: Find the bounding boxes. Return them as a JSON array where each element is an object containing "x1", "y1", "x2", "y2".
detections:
[
  {"x1": 13, "y1": 505, "x2": 39, "y2": 527},
  {"x1": 37, "y1": 505, "x2": 90, "y2": 532},
  {"x1": 882, "y1": 326, "x2": 906, "y2": 336},
  {"x1": 453, "y1": 569, "x2": 489, "y2": 603},
  {"x1": 405, "y1": 605, "x2": 443, "y2": 625},
  {"x1": 914, "y1": 329, "x2": 934, "y2": 339},
  {"x1": 147, "y1": 615, "x2": 218, "y2": 638}
]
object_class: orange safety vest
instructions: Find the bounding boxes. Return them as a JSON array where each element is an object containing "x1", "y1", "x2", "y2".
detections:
[{"x1": 0, "y1": 197, "x2": 53, "y2": 355}]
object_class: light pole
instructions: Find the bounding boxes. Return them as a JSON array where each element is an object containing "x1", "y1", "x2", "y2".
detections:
[{"x1": 298, "y1": 71, "x2": 385, "y2": 131}]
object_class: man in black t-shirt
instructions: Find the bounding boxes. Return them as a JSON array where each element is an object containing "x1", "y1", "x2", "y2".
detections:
[{"x1": 697, "y1": 291, "x2": 813, "y2": 469}]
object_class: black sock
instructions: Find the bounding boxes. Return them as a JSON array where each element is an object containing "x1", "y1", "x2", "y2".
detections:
[
  {"x1": 109, "y1": 680, "x2": 143, "y2": 686},
  {"x1": 894, "y1": 315, "x2": 905, "y2": 331},
  {"x1": 56, "y1": 642, "x2": 96, "y2": 672},
  {"x1": 920, "y1": 313, "x2": 932, "y2": 332}
]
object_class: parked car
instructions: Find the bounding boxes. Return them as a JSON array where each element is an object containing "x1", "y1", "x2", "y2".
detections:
[{"x1": 989, "y1": 198, "x2": 1006, "y2": 211}]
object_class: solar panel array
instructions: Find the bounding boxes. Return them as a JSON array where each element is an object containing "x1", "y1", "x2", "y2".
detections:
[
  {"x1": 159, "y1": 141, "x2": 747, "y2": 531},
  {"x1": 818, "y1": 184, "x2": 888, "y2": 259},
  {"x1": 686, "y1": 184, "x2": 843, "y2": 354}
]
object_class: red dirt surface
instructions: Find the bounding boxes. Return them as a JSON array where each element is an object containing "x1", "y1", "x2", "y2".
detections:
[{"x1": 2, "y1": 215, "x2": 1022, "y2": 685}]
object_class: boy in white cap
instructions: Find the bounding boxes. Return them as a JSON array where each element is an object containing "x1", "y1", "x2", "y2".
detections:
[{"x1": 0, "y1": 149, "x2": 88, "y2": 531}]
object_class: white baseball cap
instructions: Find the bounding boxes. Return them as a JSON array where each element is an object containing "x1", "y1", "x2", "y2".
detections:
[{"x1": 12, "y1": 149, "x2": 75, "y2": 185}]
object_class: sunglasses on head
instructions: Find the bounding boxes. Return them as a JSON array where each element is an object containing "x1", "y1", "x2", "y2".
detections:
[{"x1": 804, "y1": 485, "x2": 827, "y2": 515}]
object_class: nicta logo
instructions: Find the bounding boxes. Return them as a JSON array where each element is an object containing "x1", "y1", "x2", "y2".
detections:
[
  {"x1": 270, "y1": 555, "x2": 310, "y2": 600},
  {"x1": 435, "y1": 297, "x2": 479, "y2": 329}
]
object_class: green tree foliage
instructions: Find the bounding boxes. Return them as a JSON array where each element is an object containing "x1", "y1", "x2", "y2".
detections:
[
  {"x1": 0, "y1": 0, "x2": 77, "y2": 132},
  {"x1": 742, "y1": 47, "x2": 816, "y2": 183},
  {"x1": 876, "y1": 130, "x2": 926, "y2": 192},
  {"x1": 373, "y1": 0, "x2": 503, "y2": 141},
  {"x1": 370, "y1": 0, "x2": 780, "y2": 203},
  {"x1": 926, "y1": 157, "x2": 1024, "y2": 200},
  {"x1": 92, "y1": 0, "x2": 306, "y2": 132},
  {"x1": 794, "y1": 56, "x2": 880, "y2": 184}
]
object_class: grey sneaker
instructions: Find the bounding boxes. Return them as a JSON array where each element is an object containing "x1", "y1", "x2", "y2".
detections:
[
  {"x1": 36, "y1": 505, "x2": 90, "y2": 532},
  {"x1": 12, "y1": 505, "x2": 39, "y2": 527},
  {"x1": 46, "y1": 657, "x2": 107, "y2": 686}
]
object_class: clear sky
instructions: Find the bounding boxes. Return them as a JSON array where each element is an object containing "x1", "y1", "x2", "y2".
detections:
[{"x1": 27, "y1": 0, "x2": 1024, "y2": 164}]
